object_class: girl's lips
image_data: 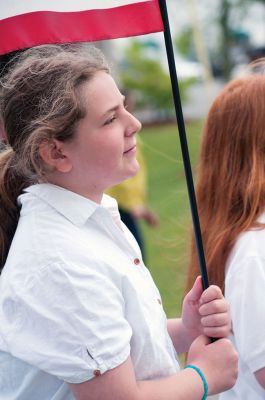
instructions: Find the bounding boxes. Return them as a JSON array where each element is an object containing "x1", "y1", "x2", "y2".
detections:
[{"x1": 124, "y1": 145, "x2": 136, "y2": 154}]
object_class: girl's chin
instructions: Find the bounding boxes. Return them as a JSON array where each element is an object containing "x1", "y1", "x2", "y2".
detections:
[
  {"x1": 107, "y1": 162, "x2": 140, "y2": 188},
  {"x1": 128, "y1": 161, "x2": 140, "y2": 176},
  {"x1": 115, "y1": 167, "x2": 140, "y2": 186}
]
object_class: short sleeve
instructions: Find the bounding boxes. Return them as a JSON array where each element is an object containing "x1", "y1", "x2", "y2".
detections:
[
  {"x1": 225, "y1": 255, "x2": 265, "y2": 373},
  {"x1": 2, "y1": 260, "x2": 132, "y2": 383}
]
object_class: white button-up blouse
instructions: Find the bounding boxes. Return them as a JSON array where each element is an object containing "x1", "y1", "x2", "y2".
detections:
[{"x1": 0, "y1": 183, "x2": 180, "y2": 399}]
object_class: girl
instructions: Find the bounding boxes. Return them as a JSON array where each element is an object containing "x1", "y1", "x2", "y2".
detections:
[
  {"x1": 0, "y1": 44, "x2": 237, "y2": 400},
  {"x1": 187, "y1": 74, "x2": 265, "y2": 399}
]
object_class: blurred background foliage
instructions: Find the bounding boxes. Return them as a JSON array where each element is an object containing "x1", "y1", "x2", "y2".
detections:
[{"x1": 120, "y1": 39, "x2": 194, "y2": 115}]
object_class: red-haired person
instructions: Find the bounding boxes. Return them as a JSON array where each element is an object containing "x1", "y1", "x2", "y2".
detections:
[{"x1": 187, "y1": 74, "x2": 265, "y2": 399}]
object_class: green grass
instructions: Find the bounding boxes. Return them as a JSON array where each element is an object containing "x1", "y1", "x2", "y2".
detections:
[{"x1": 139, "y1": 121, "x2": 203, "y2": 317}]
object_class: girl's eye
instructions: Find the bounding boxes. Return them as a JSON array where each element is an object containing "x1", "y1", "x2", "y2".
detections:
[{"x1": 104, "y1": 115, "x2": 116, "y2": 126}]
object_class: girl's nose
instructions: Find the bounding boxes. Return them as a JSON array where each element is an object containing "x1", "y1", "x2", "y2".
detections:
[{"x1": 125, "y1": 112, "x2": 142, "y2": 137}]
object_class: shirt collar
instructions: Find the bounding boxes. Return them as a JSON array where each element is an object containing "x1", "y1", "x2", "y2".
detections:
[{"x1": 19, "y1": 183, "x2": 119, "y2": 226}]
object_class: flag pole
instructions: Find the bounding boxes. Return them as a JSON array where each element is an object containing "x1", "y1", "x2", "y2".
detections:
[{"x1": 158, "y1": 0, "x2": 209, "y2": 289}]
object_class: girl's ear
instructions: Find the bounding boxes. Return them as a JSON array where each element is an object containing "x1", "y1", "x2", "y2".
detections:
[{"x1": 38, "y1": 139, "x2": 72, "y2": 173}]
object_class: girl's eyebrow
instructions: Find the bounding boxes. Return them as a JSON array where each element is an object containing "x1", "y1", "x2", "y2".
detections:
[{"x1": 102, "y1": 95, "x2": 126, "y2": 117}]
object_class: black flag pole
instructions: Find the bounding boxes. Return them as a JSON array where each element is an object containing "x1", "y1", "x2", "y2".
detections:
[{"x1": 158, "y1": 0, "x2": 209, "y2": 290}]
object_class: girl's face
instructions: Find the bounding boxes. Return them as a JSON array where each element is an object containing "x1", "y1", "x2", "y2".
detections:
[{"x1": 62, "y1": 71, "x2": 141, "y2": 202}]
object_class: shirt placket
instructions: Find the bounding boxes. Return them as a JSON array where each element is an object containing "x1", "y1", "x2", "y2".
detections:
[{"x1": 96, "y1": 209, "x2": 144, "y2": 270}]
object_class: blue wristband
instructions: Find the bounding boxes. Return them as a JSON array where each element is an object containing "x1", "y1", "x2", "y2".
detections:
[{"x1": 185, "y1": 364, "x2": 208, "y2": 400}]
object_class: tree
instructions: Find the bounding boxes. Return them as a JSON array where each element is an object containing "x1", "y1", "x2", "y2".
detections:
[
  {"x1": 174, "y1": 27, "x2": 195, "y2": 59},
  {"x1": 120, "y1": 39, "x2": 193, "y2": 117},
  {"x1": 214, "y1": 0, "x2": 265, "y2": 79}
]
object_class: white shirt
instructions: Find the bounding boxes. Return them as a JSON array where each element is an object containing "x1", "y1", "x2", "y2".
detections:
[
  {"x1": 0, "y1": 183, "x2": 180, "y2": 400},
  {"x1": 220, "y1": 212, "x2": 265, "y2": 400}
]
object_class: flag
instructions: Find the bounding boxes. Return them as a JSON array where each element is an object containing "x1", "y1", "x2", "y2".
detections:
[{"x1": 0, "y1": 0, "x2": 164, "y2": 56}]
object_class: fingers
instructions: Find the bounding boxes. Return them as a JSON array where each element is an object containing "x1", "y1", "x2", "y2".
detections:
[
  {"x1": 203, "y1": 325, "x2": 231, "y2": 338},
  {"x1": 188, "y1": 337, "x2": 238, "y2": 394},
  {"x1": 201, "y1": 308, "x2": 231, "y2": 337},
  {"x1": 199, "y1": 285, "x2": 229, "y2": 316},
  {"x1": 183, "y1": 280, "x2": 231, "y2": 339},
  {"x1": 199, "y1": 304, "x2": 231, "y2": 337},
  {"x1": 186, "y1": 276, "x2": 203, "y2": 303},
  {"x1": 199, "y1": 297, "x2": 229, "y2": 315},
  {"x1": 199, "y1": 285, "x2": 231, "y2": 338},
  {"x1": 199, "y1": 285, "x2": 223, "y2": 304},
  {"x1": 201, "y1": 312, "x2": 228, "y2": 327},
  {"x1": 186, "y1": 278, "x2": 222, "y2": 306},
  {"x1": 143, "y1": 209, "x2": 159, "y2": 226}
]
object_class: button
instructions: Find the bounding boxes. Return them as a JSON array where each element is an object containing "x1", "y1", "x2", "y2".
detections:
[
  {"x1": 157, "y1": 298, "x2": 162, "y2": 305},
  {"x1": 93, "y1": 369, "x2": 101, "y2": 377},
  {"x1": 134, "y1": 258, "x2": 140, "y2": 265}
]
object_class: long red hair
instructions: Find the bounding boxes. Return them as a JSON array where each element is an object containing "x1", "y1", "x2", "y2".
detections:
[{"x1": 187, "y1": 76, "x2": 265, "y2": 293}]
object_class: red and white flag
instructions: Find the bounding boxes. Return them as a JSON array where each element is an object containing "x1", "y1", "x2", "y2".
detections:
[{"x1": 0, "y1": 0, "x2": 164, "y2": 55}]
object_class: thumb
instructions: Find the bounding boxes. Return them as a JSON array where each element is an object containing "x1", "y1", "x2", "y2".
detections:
[
  {"x1": 187, "y1": 334, "x2": 211, "y2": 364},
  {"x1": 193, "y1": 333, "x2": 211, "y2": 347},
  {"x1": 186, "y1": 276, "x2": 203, "y2": 303}
]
